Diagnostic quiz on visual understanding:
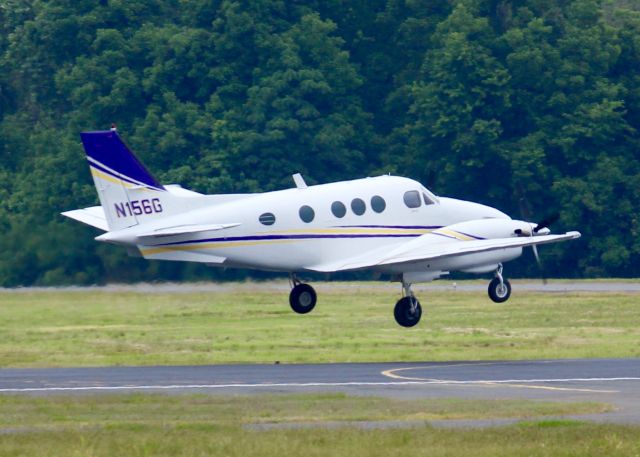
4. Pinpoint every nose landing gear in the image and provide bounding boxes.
[488,264,511,303]
[394,280,422,327]
[289,274,317,314]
